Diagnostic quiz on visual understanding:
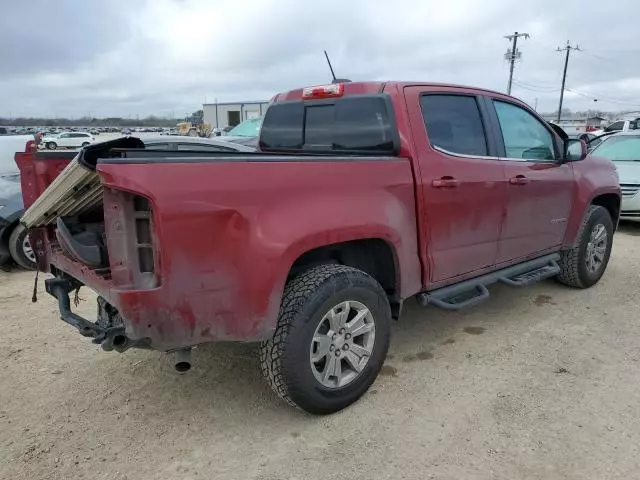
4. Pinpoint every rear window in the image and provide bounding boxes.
[420,94,488,156]
[260,95,397,155]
